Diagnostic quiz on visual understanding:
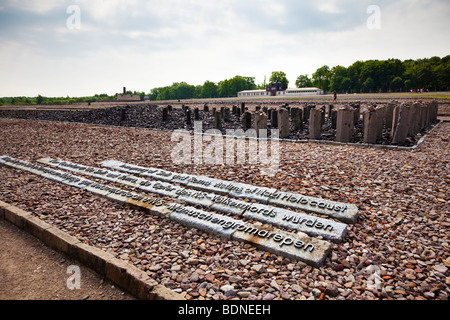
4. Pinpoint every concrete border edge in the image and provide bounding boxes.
[0,200,185,300]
